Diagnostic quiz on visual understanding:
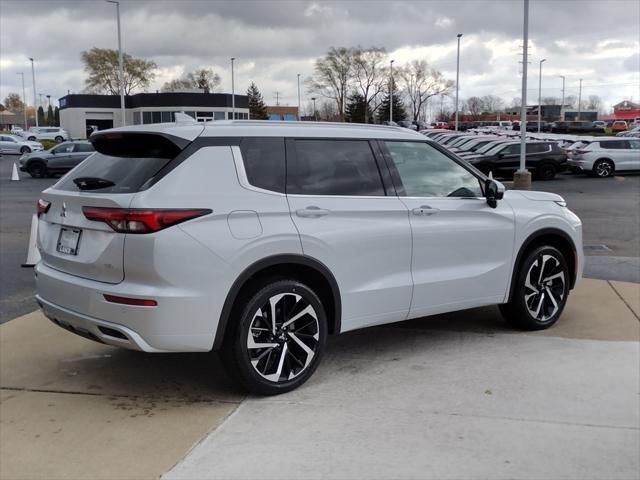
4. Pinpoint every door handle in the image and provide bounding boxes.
[296,206,331,218]
[411,205,439,216]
